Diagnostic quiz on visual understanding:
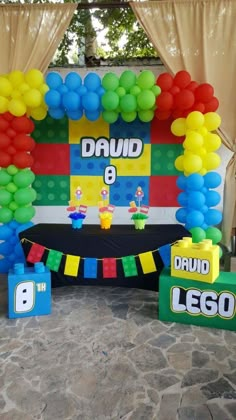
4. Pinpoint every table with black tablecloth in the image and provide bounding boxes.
[19,224,190,290]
